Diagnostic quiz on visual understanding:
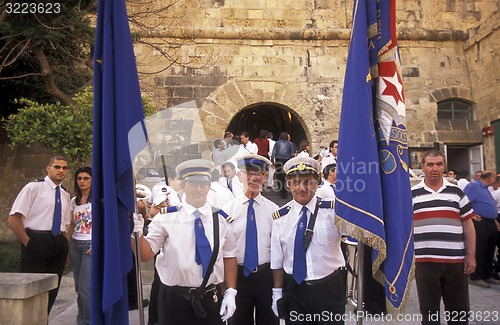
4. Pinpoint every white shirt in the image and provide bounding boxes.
[223,193,278,265]
[271,197,345,280]
[316,180,336,200]
[219,176,244,197]
[268,139,276,157]
[207,182,235,210]
[297,150,309,158]
[145,201,237,287]
[457,178,470,191]
[10,176,71,232]
[70,198,92,241]
[492,188,500,213]
[241,141,258,154]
